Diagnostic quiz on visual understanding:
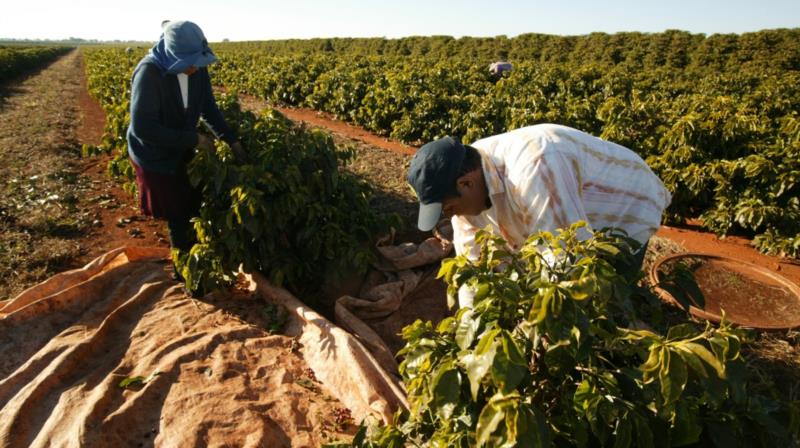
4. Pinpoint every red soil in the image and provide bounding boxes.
[72,58,169,267]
